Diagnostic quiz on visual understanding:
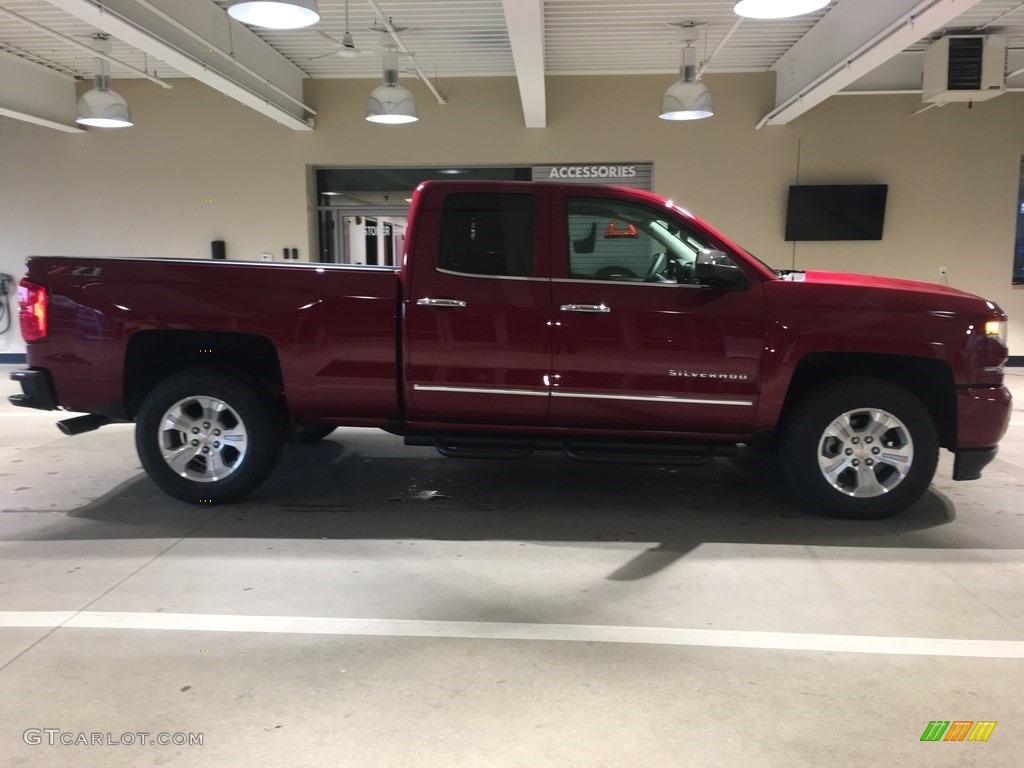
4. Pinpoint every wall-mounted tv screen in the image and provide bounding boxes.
[785,184,888,241]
